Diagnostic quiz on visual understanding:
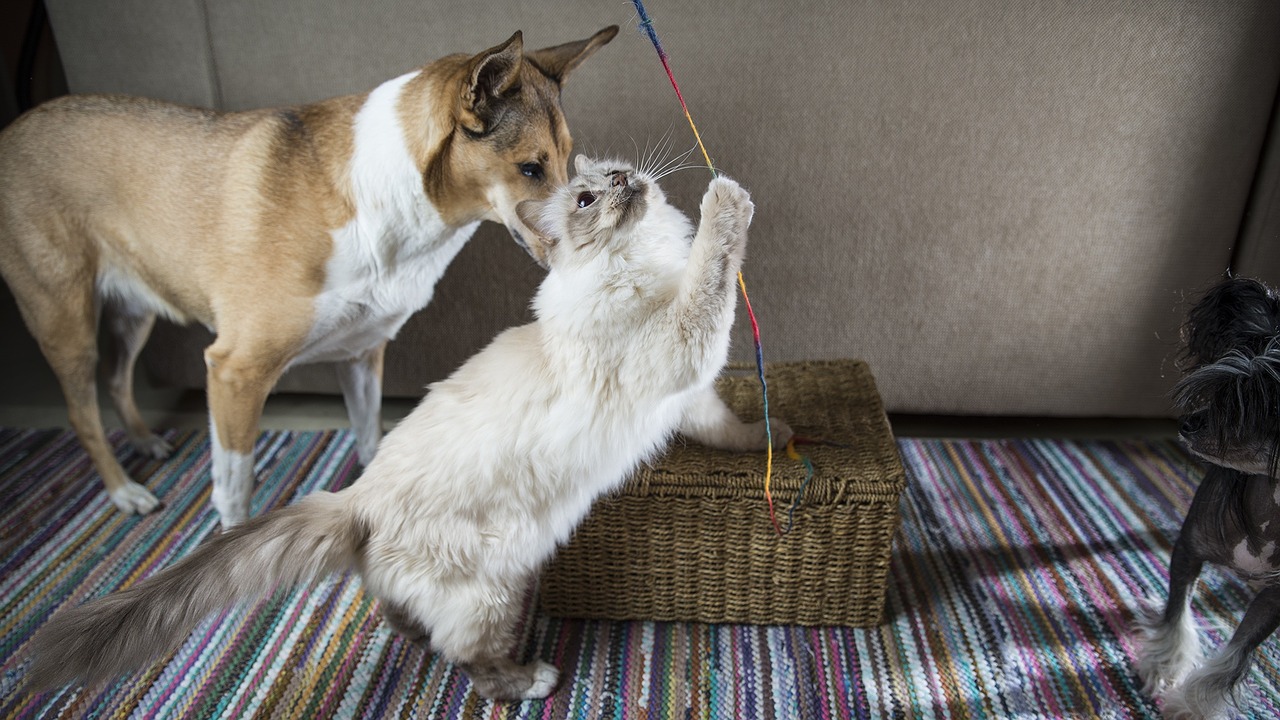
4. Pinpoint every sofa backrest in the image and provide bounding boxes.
[43,0,1280,416]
